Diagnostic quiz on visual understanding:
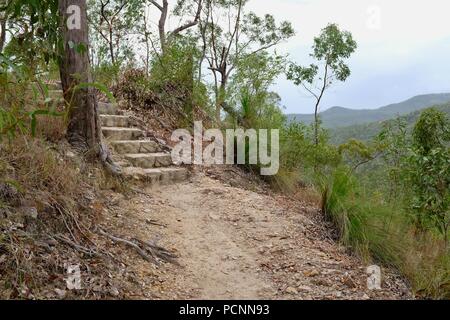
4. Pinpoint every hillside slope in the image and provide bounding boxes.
[288,93,450,128]
[329,103,450,145]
